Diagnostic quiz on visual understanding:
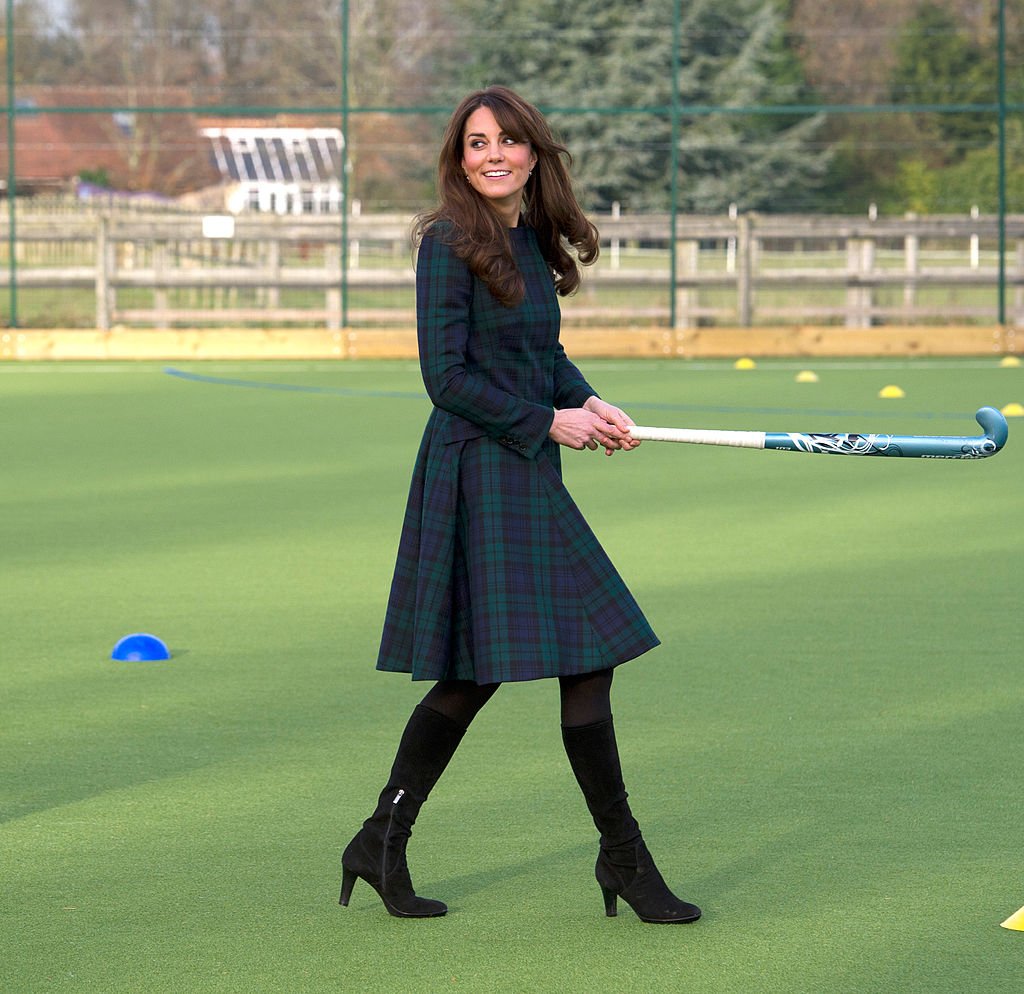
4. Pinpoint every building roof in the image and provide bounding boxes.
[201,126,345,186]
[0,86,217,194]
